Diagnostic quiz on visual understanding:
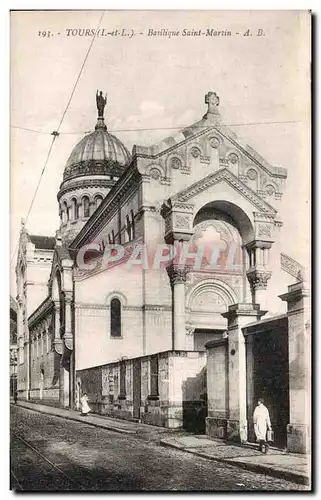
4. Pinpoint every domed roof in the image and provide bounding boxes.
[62,114,131,183]
[66,126,131,169]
